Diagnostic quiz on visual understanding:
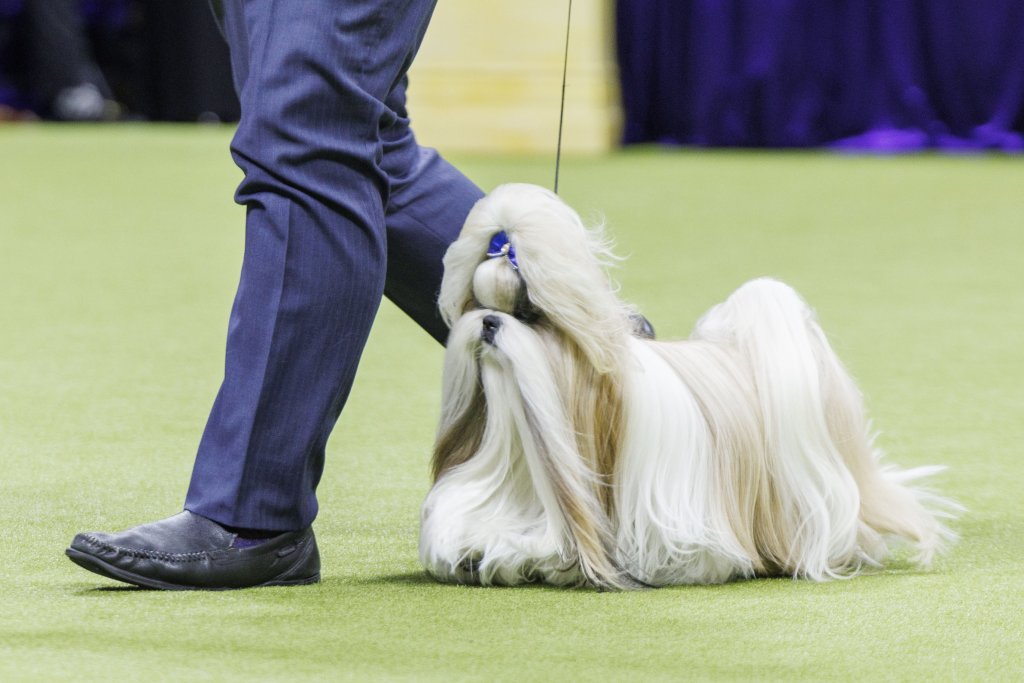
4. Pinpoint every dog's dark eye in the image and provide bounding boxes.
[513,287,539,323]
[513,304,541,324]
